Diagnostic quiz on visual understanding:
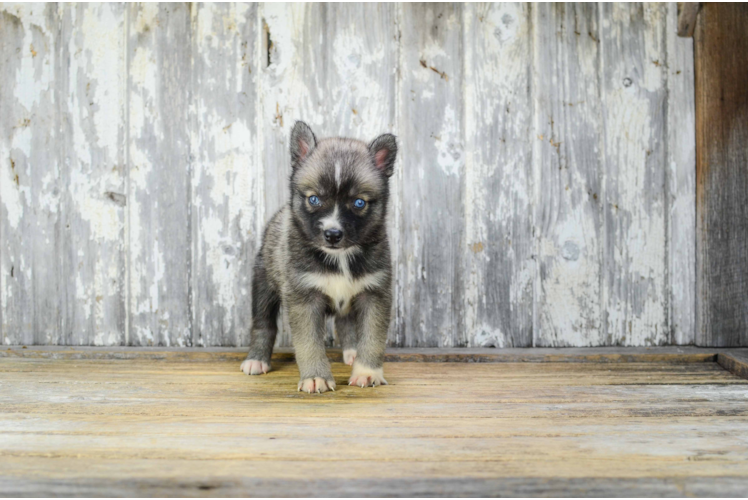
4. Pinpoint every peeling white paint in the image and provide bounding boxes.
[0,3,694,348]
